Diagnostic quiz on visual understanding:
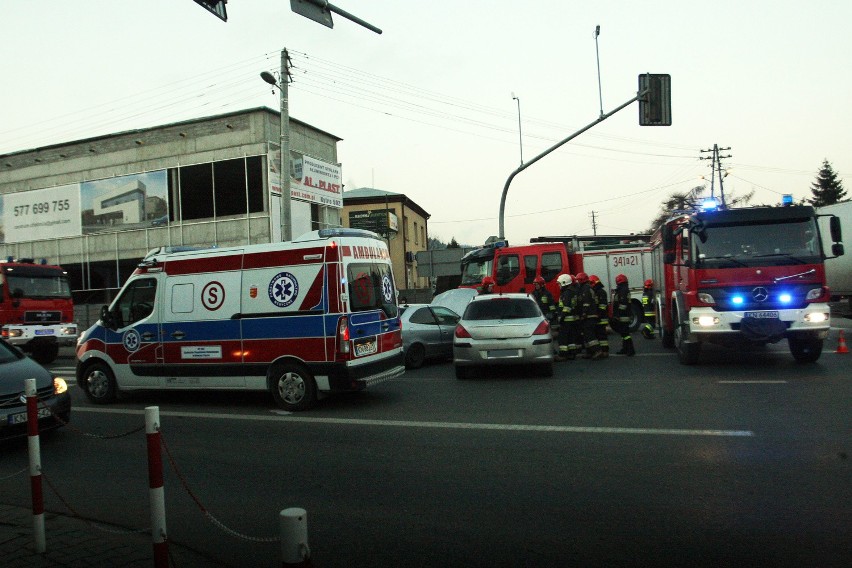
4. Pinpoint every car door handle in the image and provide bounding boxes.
[141,332,155,341]
[171,331,186,339]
